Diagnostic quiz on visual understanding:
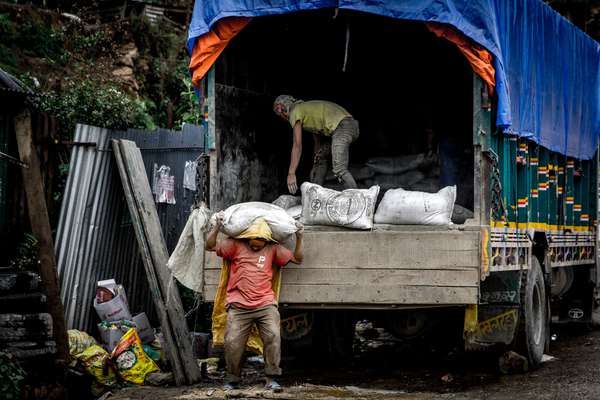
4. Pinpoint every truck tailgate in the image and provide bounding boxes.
[203,226,480,307]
